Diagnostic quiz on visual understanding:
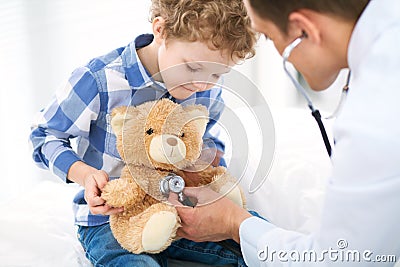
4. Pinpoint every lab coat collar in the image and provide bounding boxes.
[348,0,400,71]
